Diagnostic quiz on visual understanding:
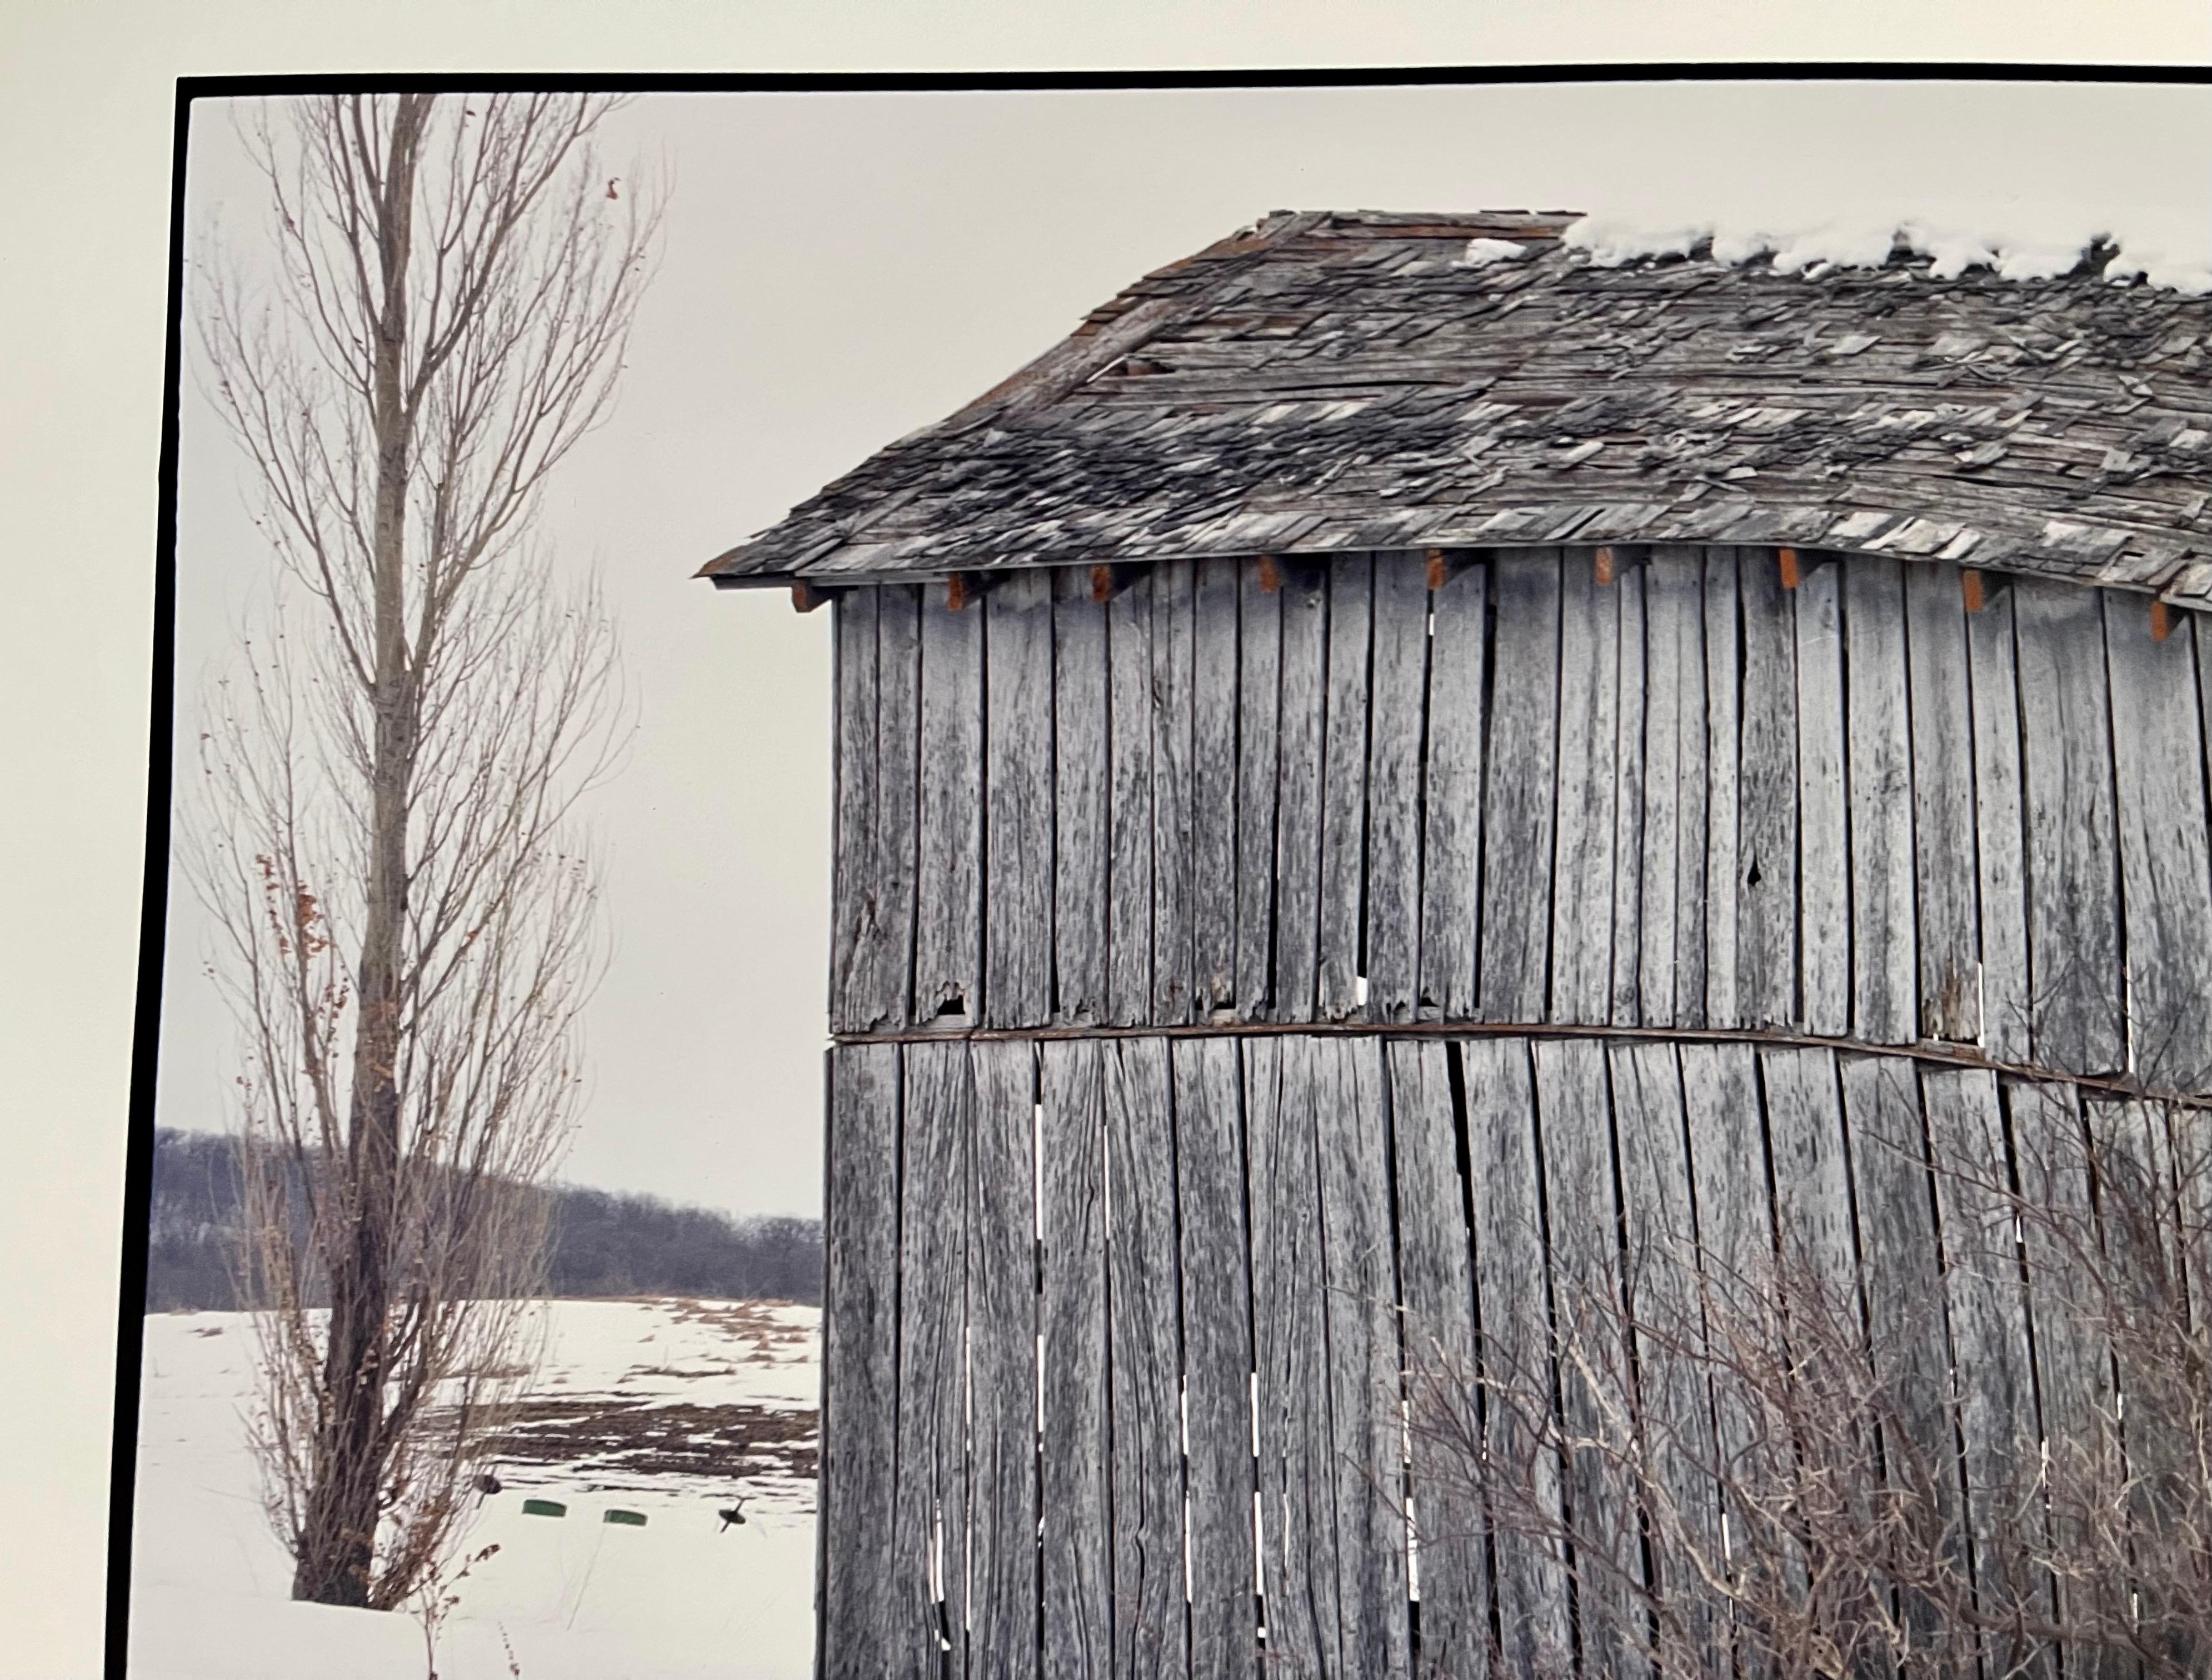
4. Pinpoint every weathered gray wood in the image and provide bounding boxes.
[1966,587,2032,1066]
[1757,1046,1858,1298]
[820,1044,902,1678]
[985,569,1056,1027]
[916,596,985,1023]
[1905,560,1982,1043]
[1610,564,1648,1026]
[1703,549,1744,1030]
[1921,1067,2047,1671]
[1040,1039,1111,1680]
[1610,1040,1726,1679]
[1103,1036,1187,1680]
[2014,577,2126,1076]
[1837,1055,1965,1665]
[1794,560,1851,1038]
[1315,1038,1412,1676]
[2006,1079,2125,1672]
[1105,571,1154,1026]
[1172,1036,1258,1680]
[1366,551,1429,1023]
[1319,556,1374,1021]
[1420,557,1488,1020]
[871,587,924,1030]
[1461,1037,1572,1669]
[1245,1035,1341,1673]
[1152,560,1198,1025]
[1532,1038,1645,1679]
[1480,552,1562,1023]
[1844,556,1917,1045]
[1386,1039,1490,1678]
[1679,1040,1780,1680]
[1273,570,1329,1023]
[1192,559,1242,1018]
[1234,565,1283,1019]
[2105,600,2212,1092]
[967,1041,1040,1677]
[1642,548,1709,1028]
[831,590,880,1033]
[1737,550,1800,1028]
[893,1042,971,1677]
[1054,568,1111,1026]
[1550,555,1621,1025]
